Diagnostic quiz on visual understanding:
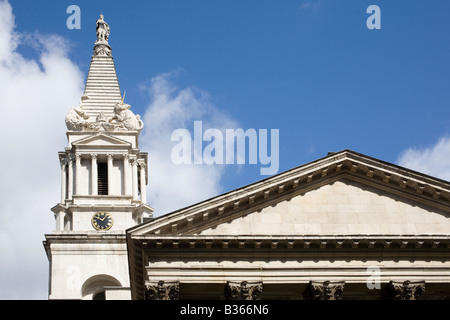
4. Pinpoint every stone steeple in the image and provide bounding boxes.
[65,15,143,132]
[81,14,122,118]
[60,13,151,226]
[44,15,153,300]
